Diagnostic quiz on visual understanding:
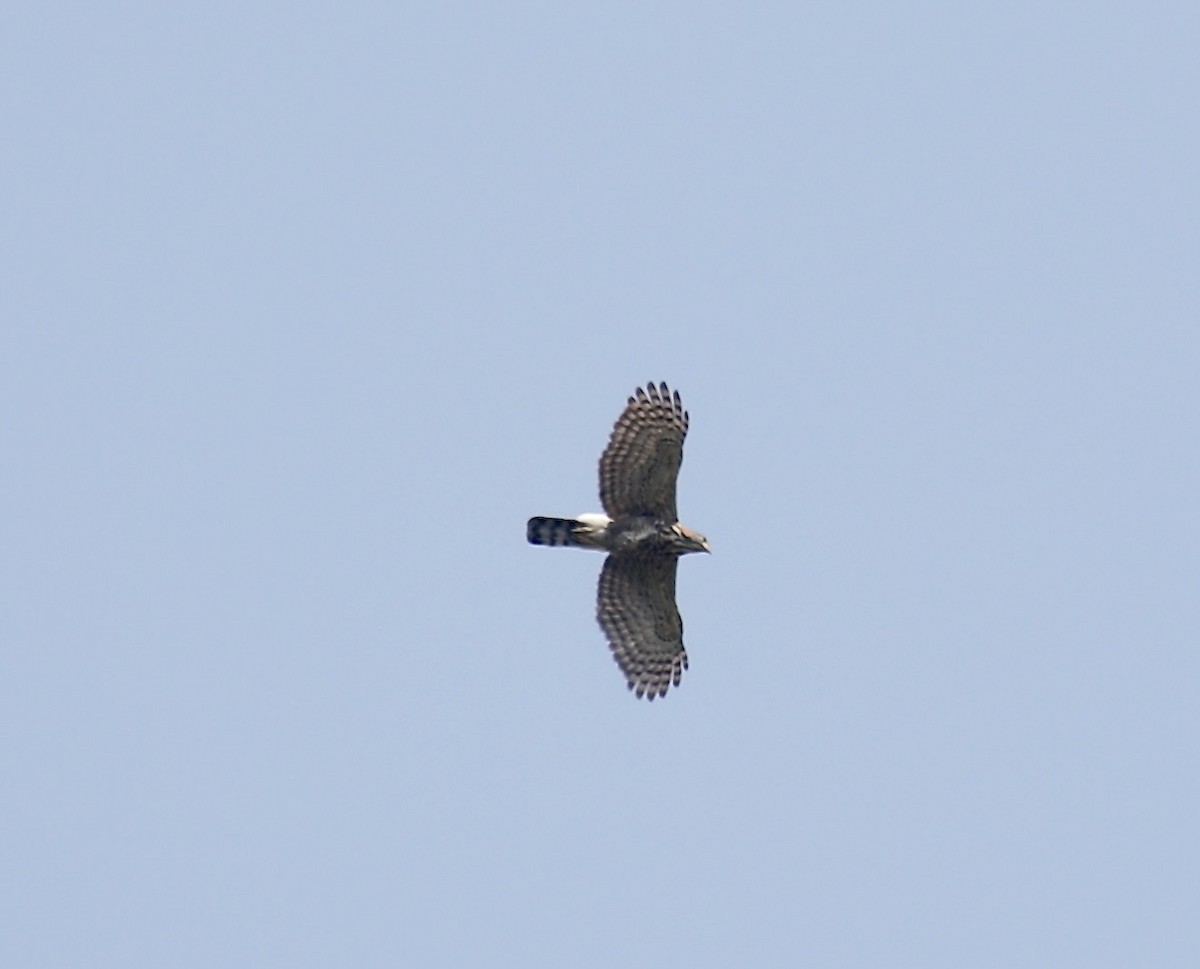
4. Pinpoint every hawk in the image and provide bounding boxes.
[527,382,710,700]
